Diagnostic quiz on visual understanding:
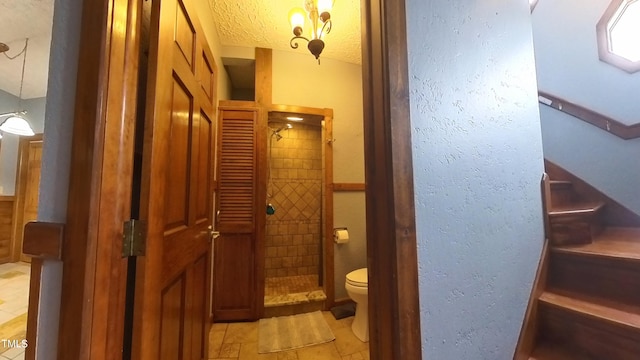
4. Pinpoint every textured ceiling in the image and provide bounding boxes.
[208,0,362,64]
[0,0,361,101]
[0,0,53,100]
